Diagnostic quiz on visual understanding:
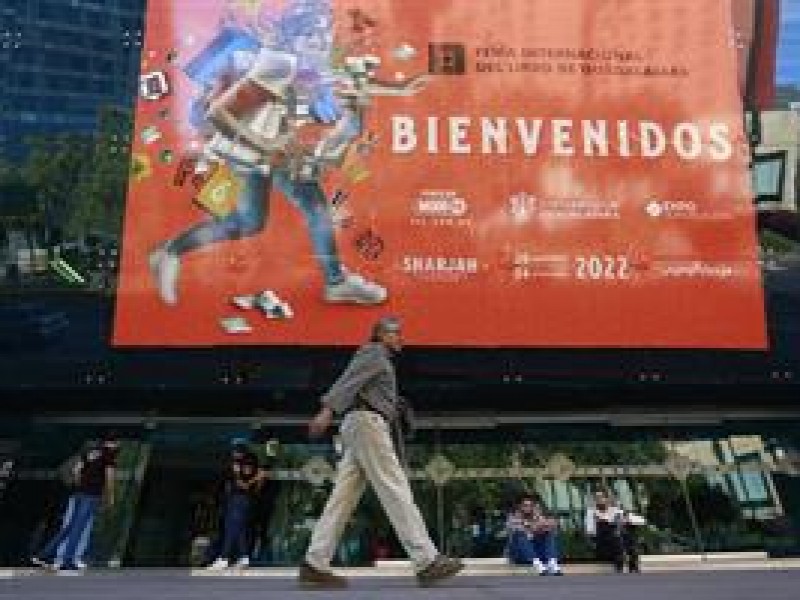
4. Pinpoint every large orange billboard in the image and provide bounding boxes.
[113,0,767,348]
